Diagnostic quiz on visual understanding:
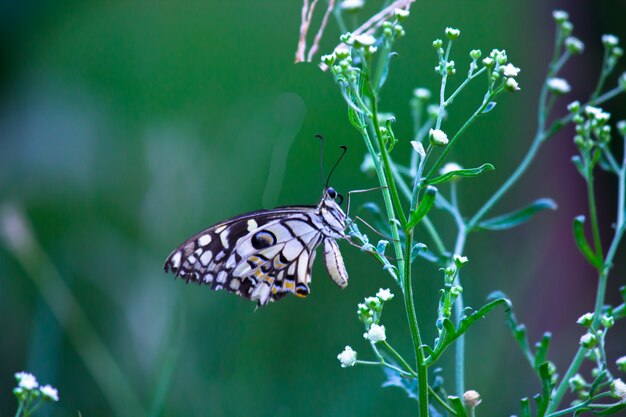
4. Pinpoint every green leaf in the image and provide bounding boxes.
[376,240,389,255]
[427,163,495,185]
[448,396,468,417]
[476,198,557,231]
[405,186,437,230]
[572,155,586,177]
[536,362,554,416]
[591,403,626,415]
[533,332,552,370]
[573,215,603,268]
